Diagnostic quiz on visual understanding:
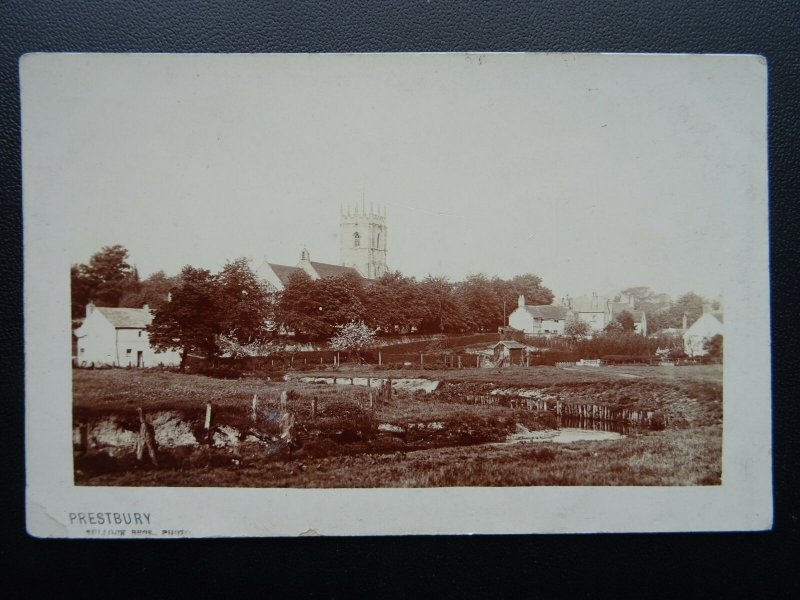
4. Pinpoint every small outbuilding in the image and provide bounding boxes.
[491,340,528,367]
